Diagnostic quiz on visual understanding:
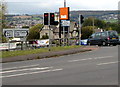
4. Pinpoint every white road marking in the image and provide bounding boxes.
[2,64,40,71]
[0,68,63,78]
[68,58,92,62]
[97,61,118,66]
[68,56,113,62]
[93,56,113,59]
[1,67,53,74]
